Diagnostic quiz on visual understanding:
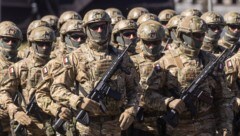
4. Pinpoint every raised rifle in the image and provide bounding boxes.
[158,45,236,135]
[53,43,133,132]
